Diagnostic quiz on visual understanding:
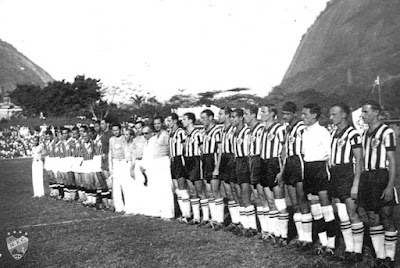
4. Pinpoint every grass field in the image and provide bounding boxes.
[1,157,400,268]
